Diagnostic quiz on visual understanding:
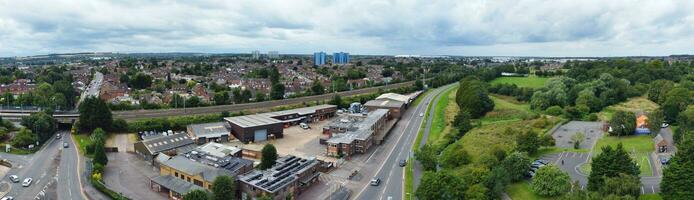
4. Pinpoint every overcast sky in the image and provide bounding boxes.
[1,0,693,57]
